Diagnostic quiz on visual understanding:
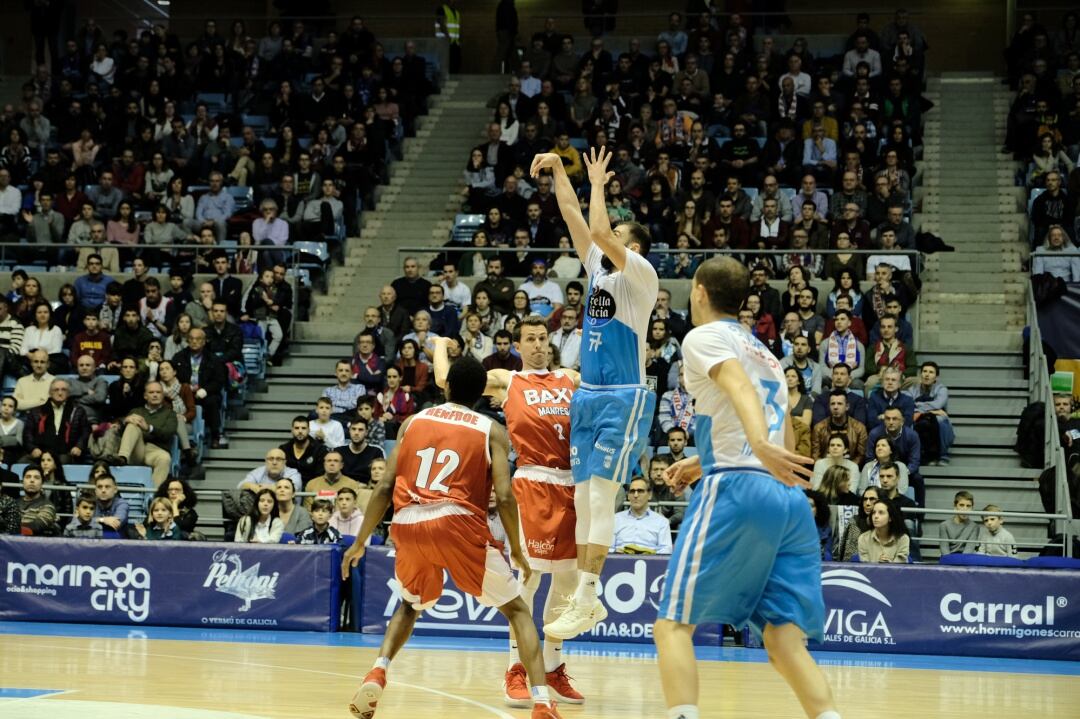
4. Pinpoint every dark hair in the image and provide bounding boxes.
[668,426,688,440]
[31,301,54,329]
[874,497,908,538]
[154,476,198,510]
[826,432,849,450]
[878,460,899,476]
[76,490,97,507]
[617,221,652,255]
[920,360,940,374]
[693,256,749,315]
[105,281,123,296]
[310,498,334,512]
[566,280,584,294]
[445,355,488,406]
[336,486,358,499]
[856,486,882,530]
[833,309,853,321]
[292,415,310,425]
[804,489,830,528]
[356,395,375,410]
[494,329,513,343]
[240,488,279,541]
